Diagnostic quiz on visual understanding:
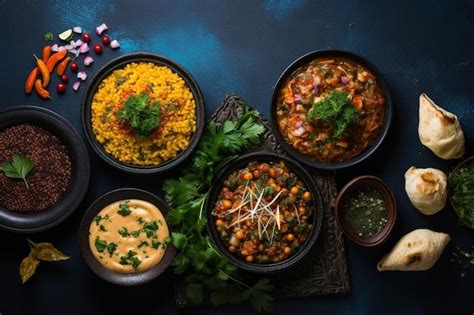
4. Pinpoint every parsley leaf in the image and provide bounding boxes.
[143,220,158,238]
[118,227,130,237]
[117,92,161,138]
[306,90,359,139]
[0,154,35,188]
[43,32,54,41]
[106,242,117,257]
[117,200,132,216]
[94,237,107,253]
